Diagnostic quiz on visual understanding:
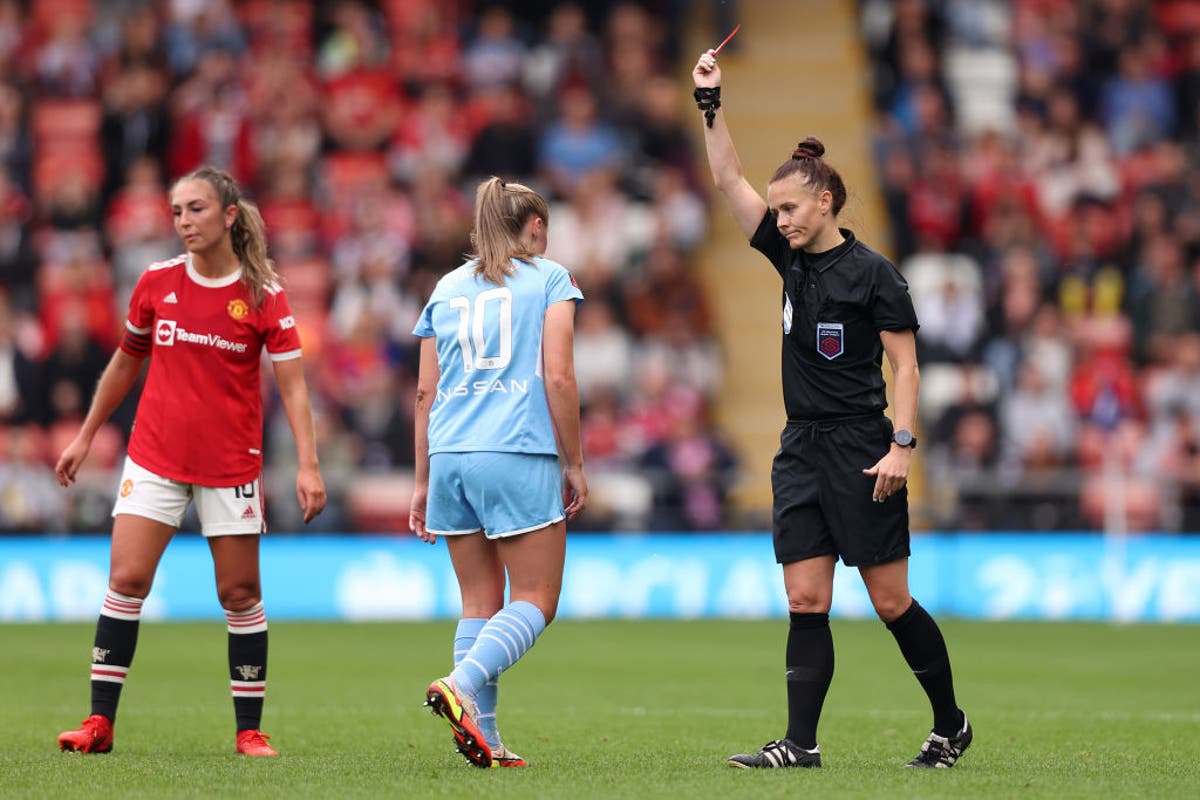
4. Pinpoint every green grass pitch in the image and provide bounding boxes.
[3,619,1197,799]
